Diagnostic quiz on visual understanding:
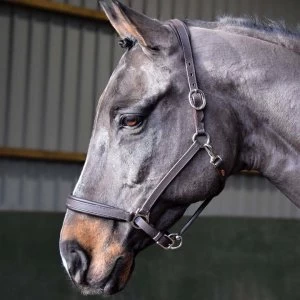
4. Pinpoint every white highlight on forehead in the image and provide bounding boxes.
[114,48,169,99]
